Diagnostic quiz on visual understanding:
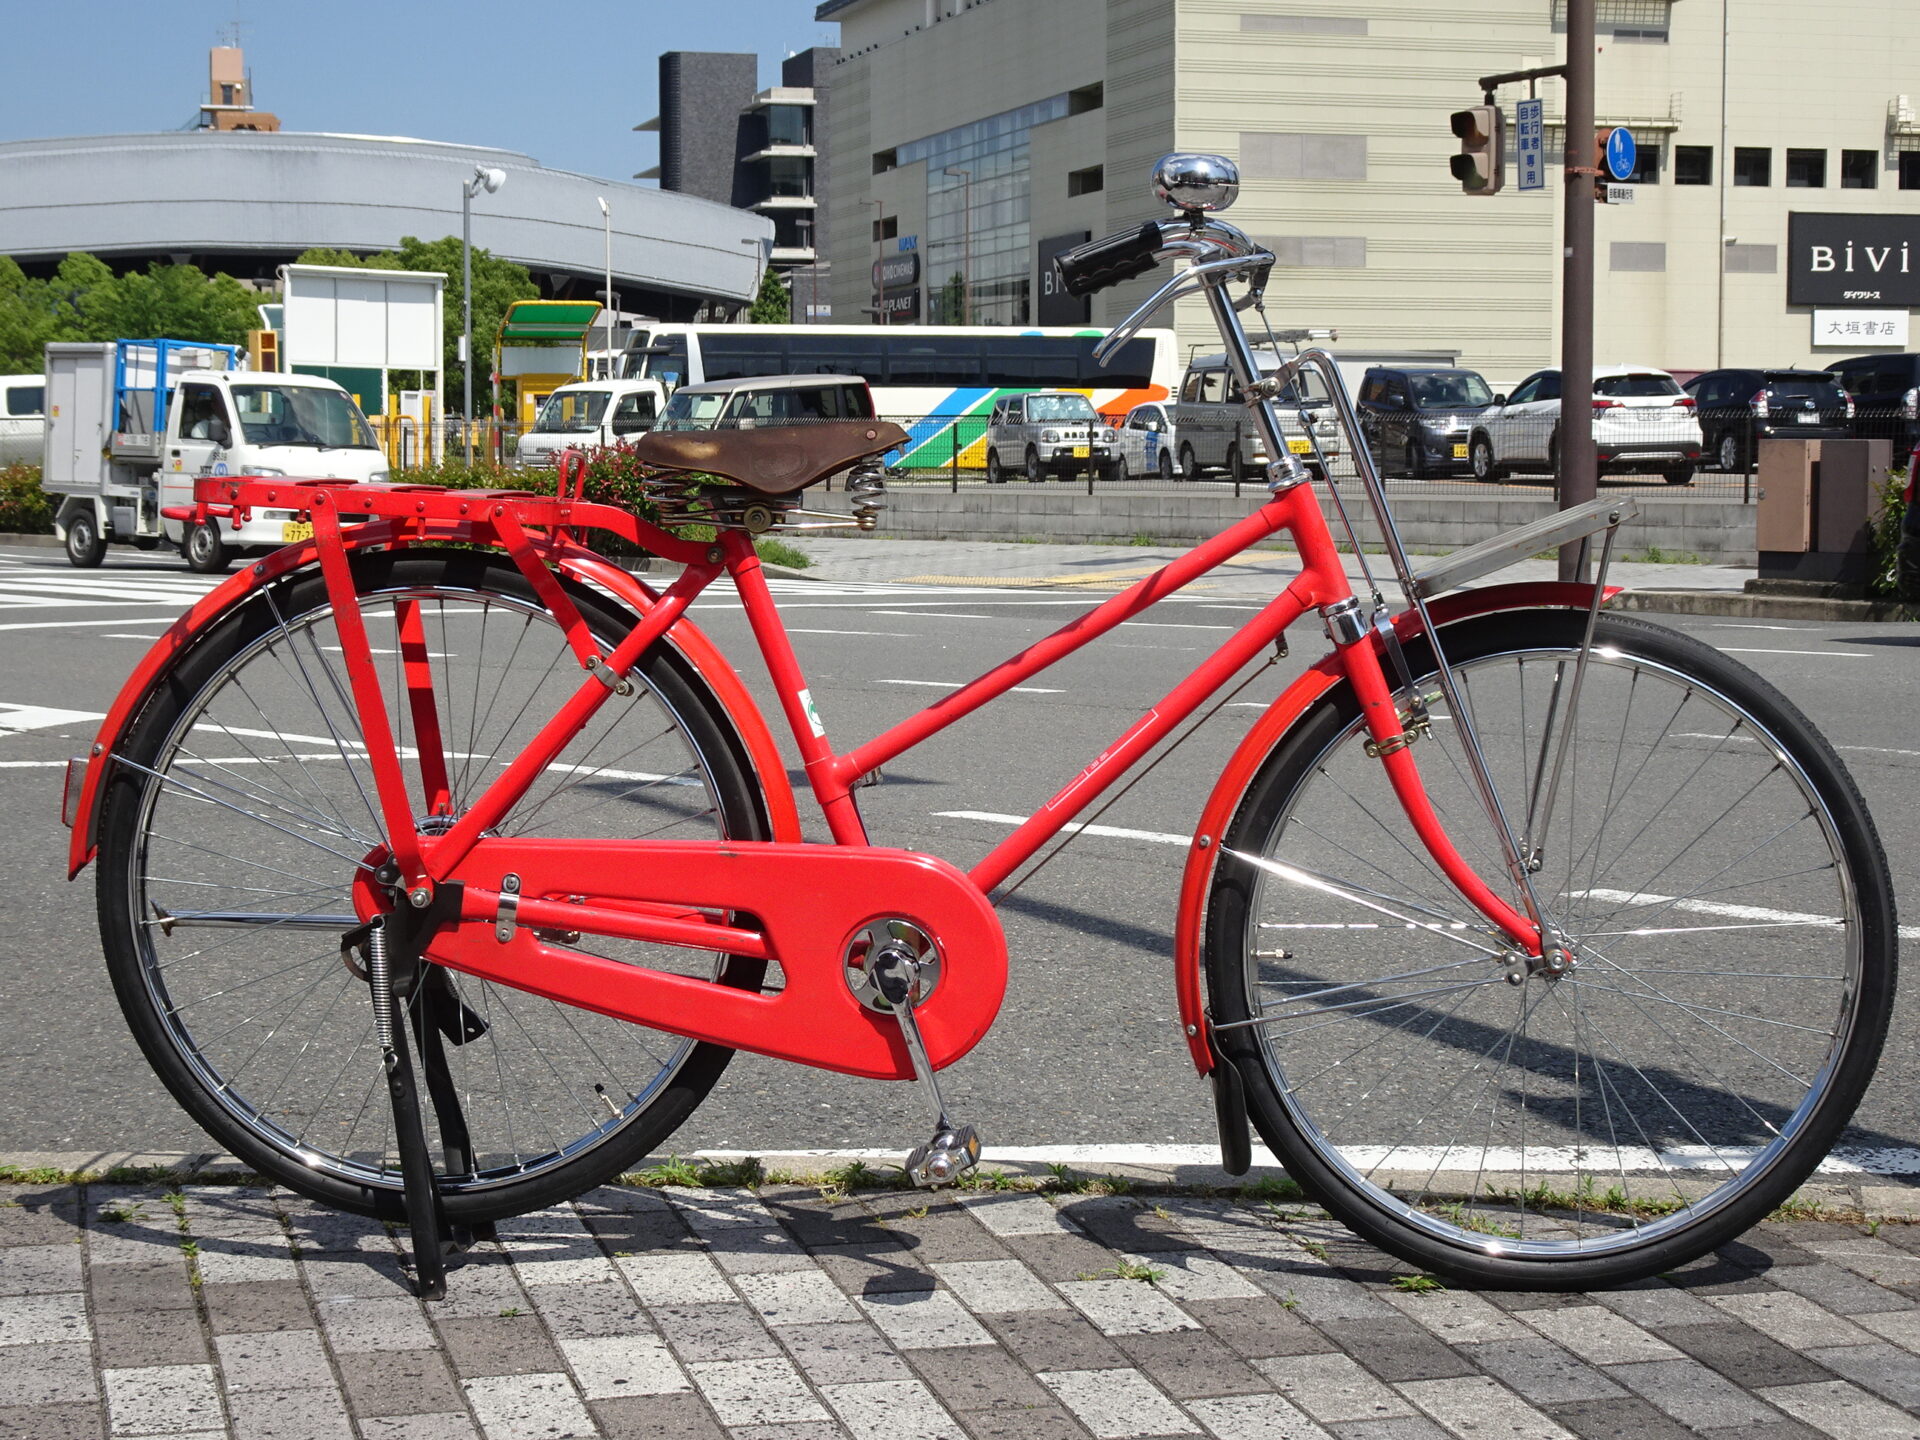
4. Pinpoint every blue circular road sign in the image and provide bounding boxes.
[1605,127,1637,181]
